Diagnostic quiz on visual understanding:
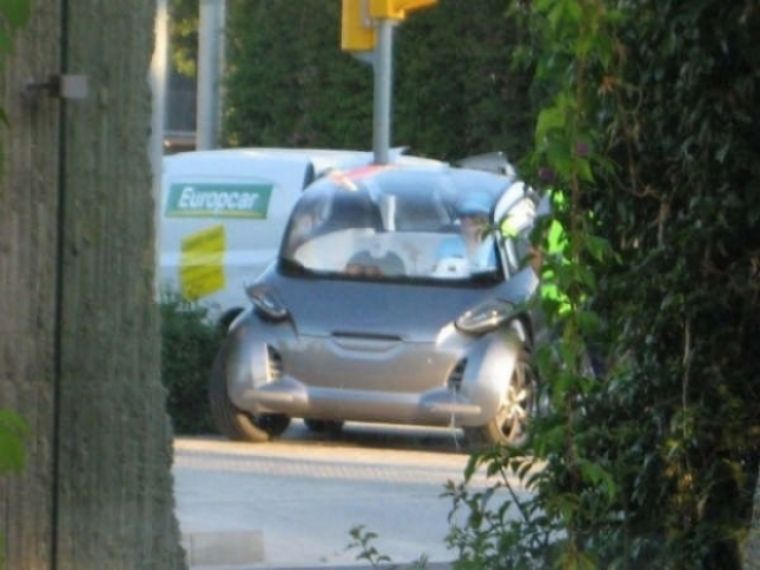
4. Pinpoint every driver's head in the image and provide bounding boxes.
[457,197,491,243]
[460,213,488,242]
